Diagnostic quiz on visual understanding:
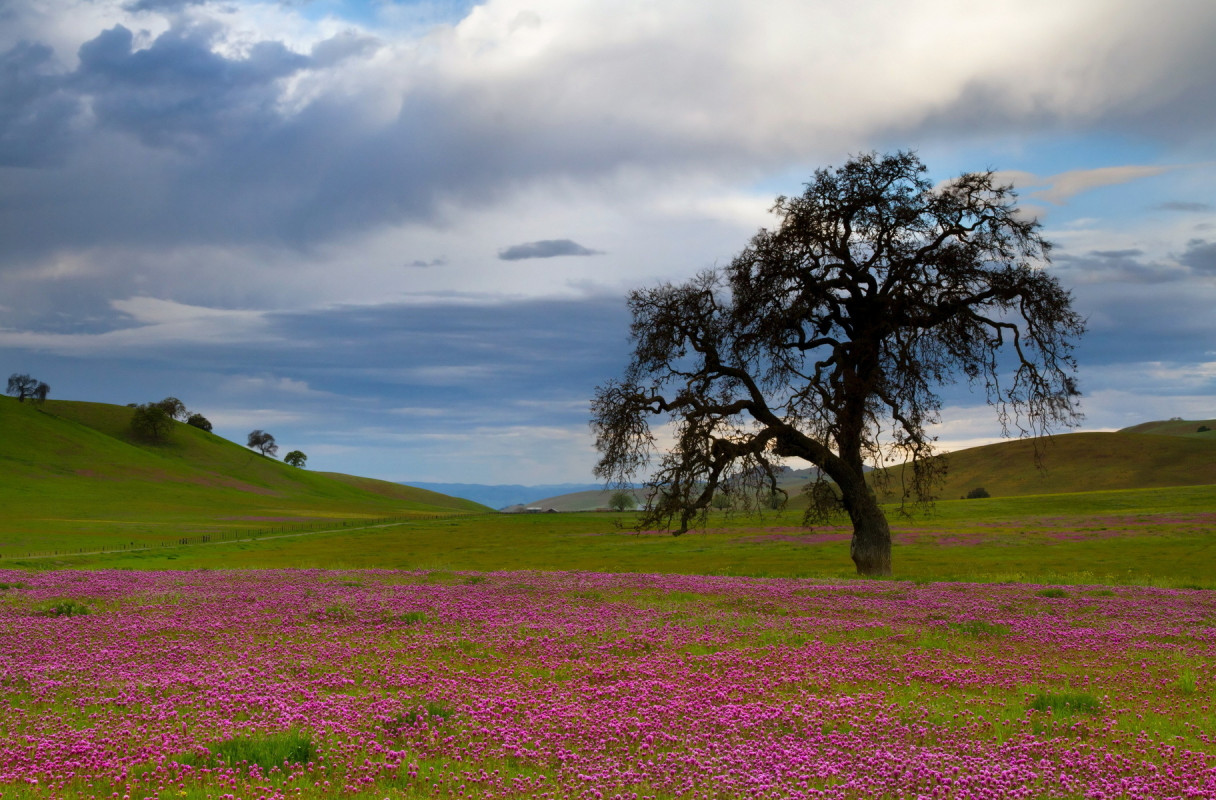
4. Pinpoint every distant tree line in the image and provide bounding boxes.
[128,403,308,466]
[128,396,213,442]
